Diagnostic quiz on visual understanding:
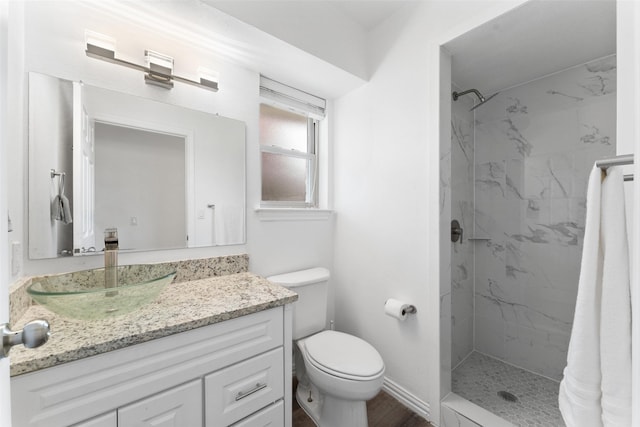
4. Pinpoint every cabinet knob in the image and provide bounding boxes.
[1,320,50,358]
